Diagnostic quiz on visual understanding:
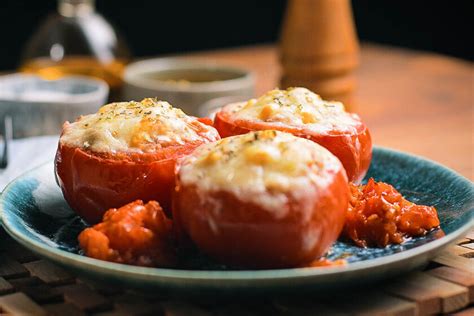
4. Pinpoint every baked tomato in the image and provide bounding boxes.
[213,87,372,183]
[55,98,220,223]
[173,130,349,268]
